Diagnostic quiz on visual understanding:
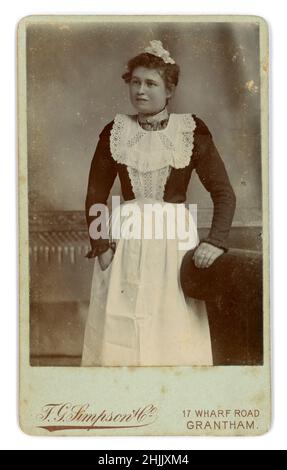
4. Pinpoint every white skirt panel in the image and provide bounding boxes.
[82,200,213,366]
